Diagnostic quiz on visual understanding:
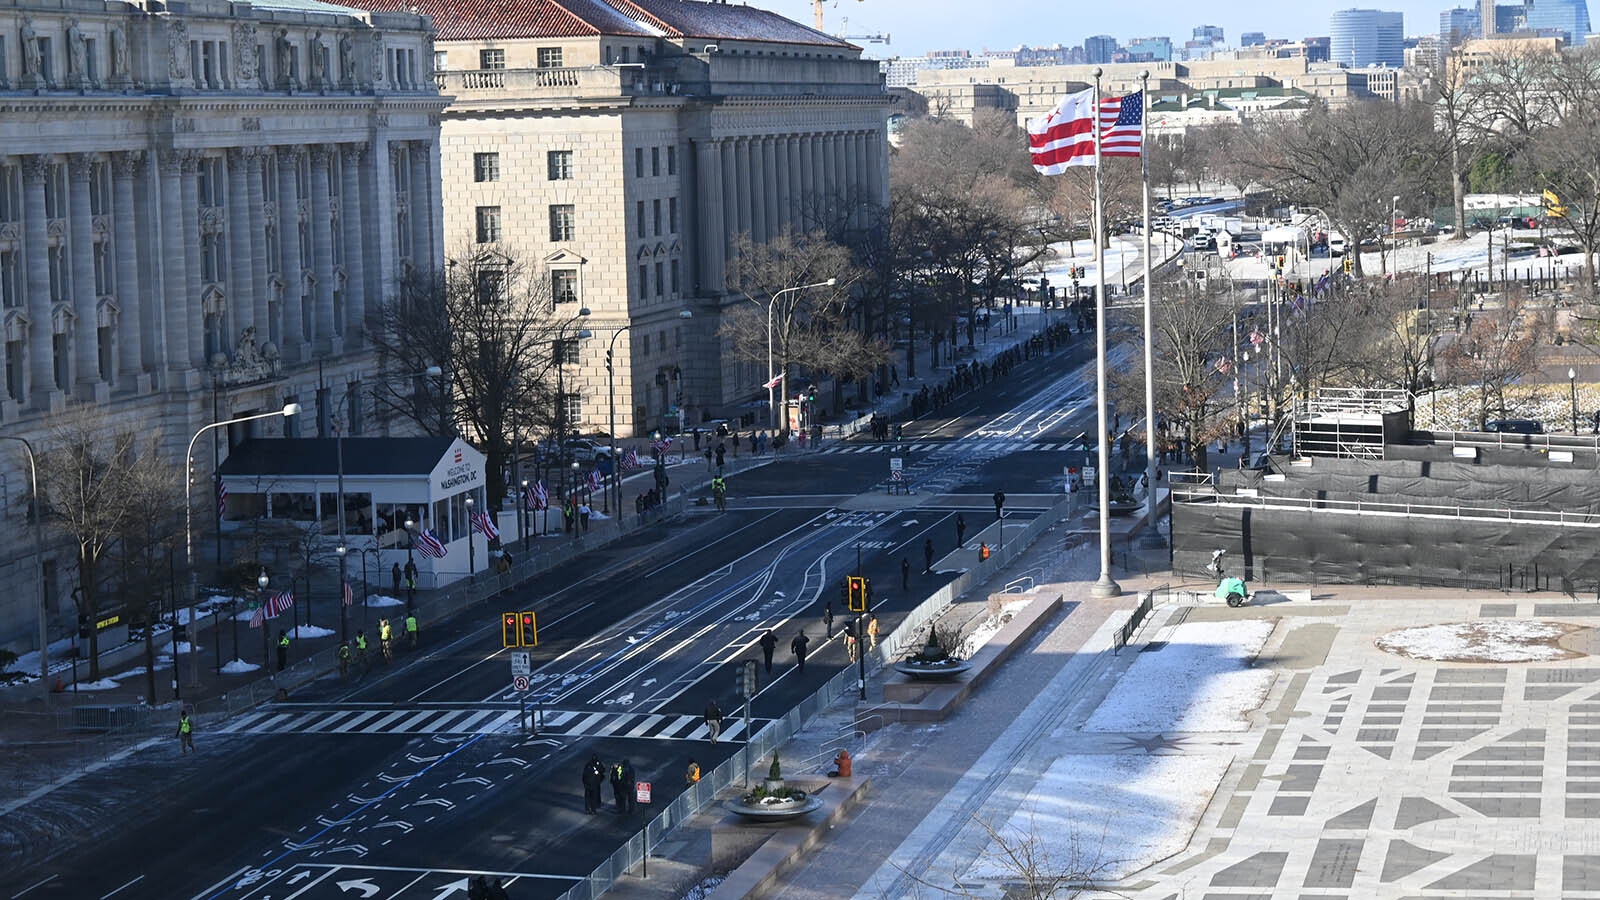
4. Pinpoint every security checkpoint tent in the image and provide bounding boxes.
[217,437,489,588]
